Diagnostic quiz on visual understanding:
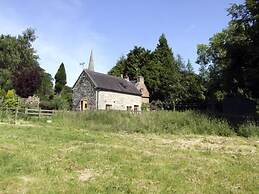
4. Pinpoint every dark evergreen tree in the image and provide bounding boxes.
[152,34,181,107]
[186,59,194,73]
[108,56,126,77]
[109,34,205,109]
[54,63,67,94]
